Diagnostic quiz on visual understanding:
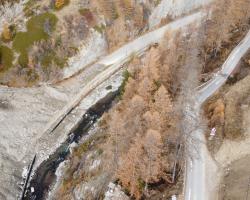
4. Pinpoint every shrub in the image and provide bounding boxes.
[0,45,13,72]
[54,0,69,10]
[93,24,106,34]
[79,8,94,24]
[13,12,58,67]
[1,24,16,42]
[118,69,132,98]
